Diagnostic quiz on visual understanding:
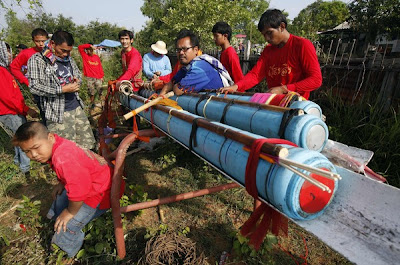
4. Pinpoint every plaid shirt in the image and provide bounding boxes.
[28,53,84,123]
